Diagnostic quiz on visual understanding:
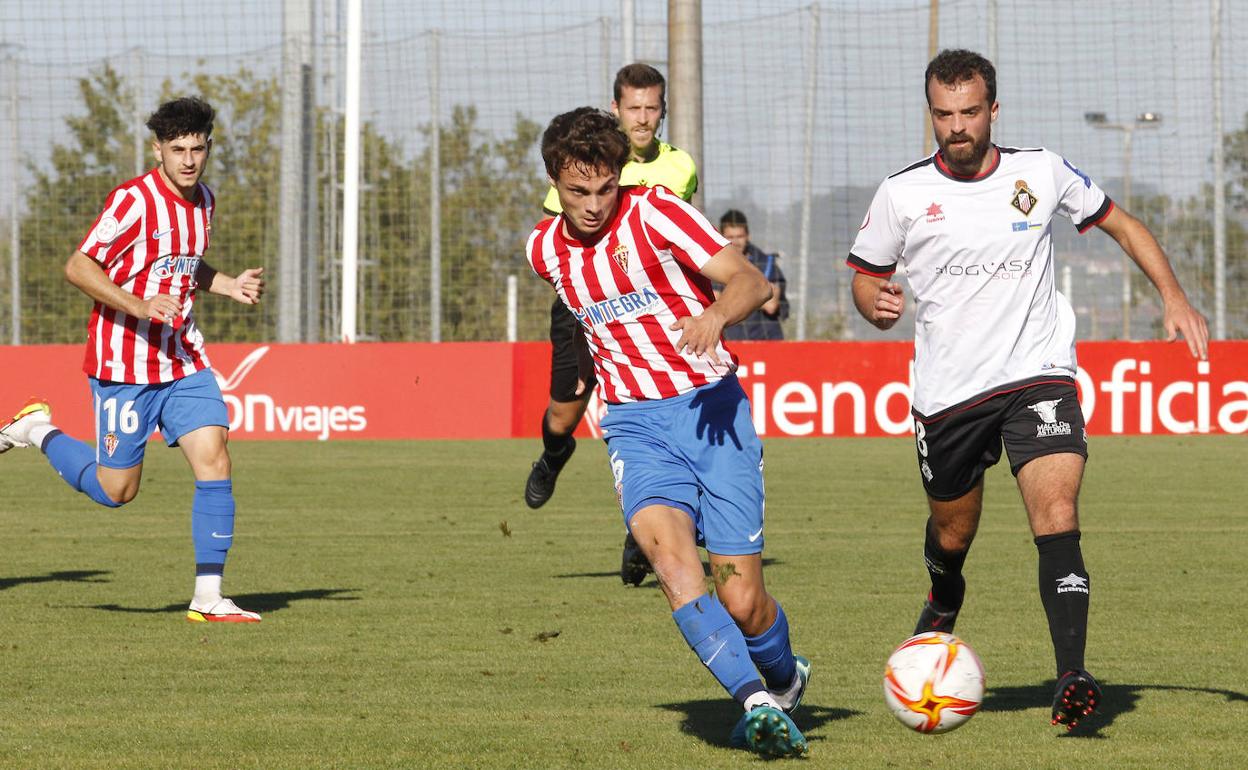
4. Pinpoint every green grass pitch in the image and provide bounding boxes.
[1,436,1245,768]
